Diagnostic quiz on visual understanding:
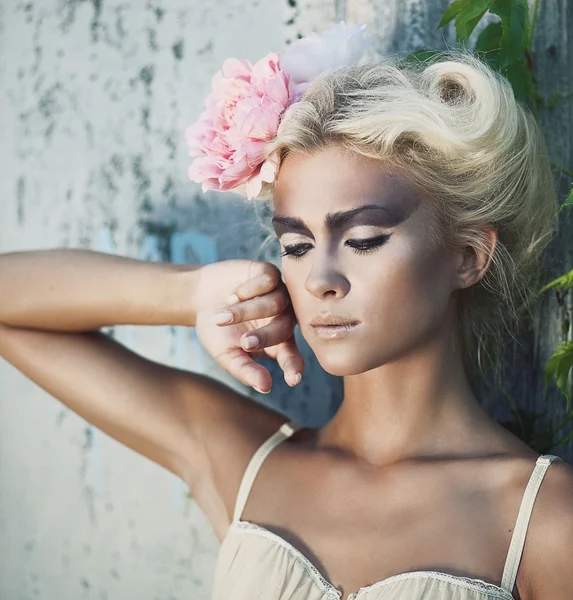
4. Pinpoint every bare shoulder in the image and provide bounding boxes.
[177,373,291,542]
[519,456,573,600]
